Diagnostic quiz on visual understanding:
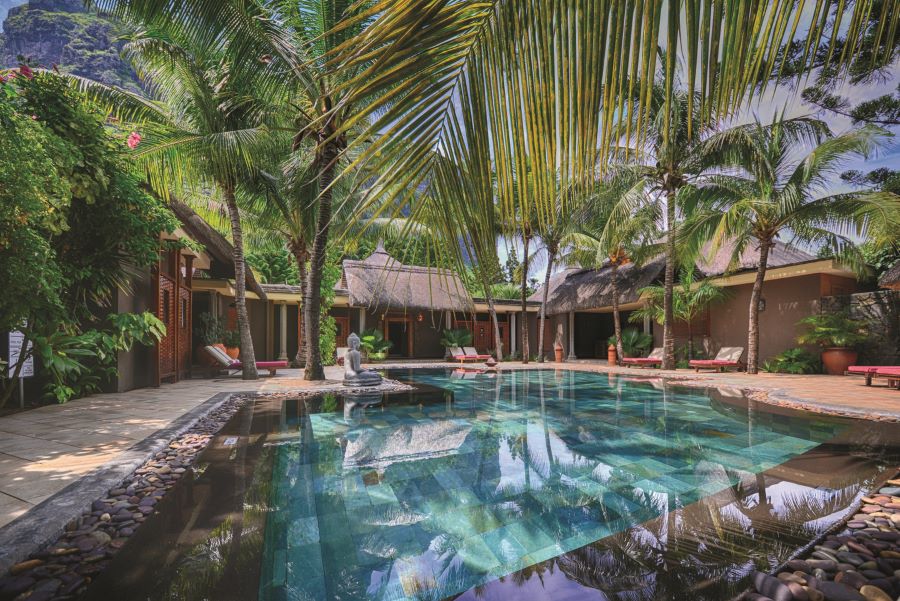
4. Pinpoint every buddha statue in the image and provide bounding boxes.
[343,333,383,387]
